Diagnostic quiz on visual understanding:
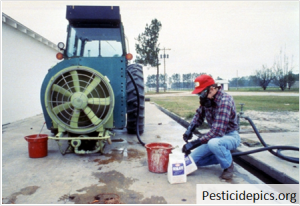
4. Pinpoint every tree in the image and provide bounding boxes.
[146,74,156,88]
[191,73,203,87]
[239,77,248,87]
[182,73,193,88]
[273,49,294,91]
[168,76,173,89]
[159,74,167,89]
[229,78,237,87]
[191,73,200,82]
[255,65,274,90]
[171,73,181,89]
[248,75,259,86]
[229,77,245,88]
[286,71,297,90]
[135,19,162,93]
